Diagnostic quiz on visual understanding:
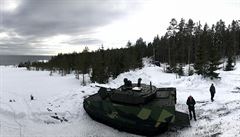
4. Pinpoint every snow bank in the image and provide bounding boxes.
[1,60,240,136]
